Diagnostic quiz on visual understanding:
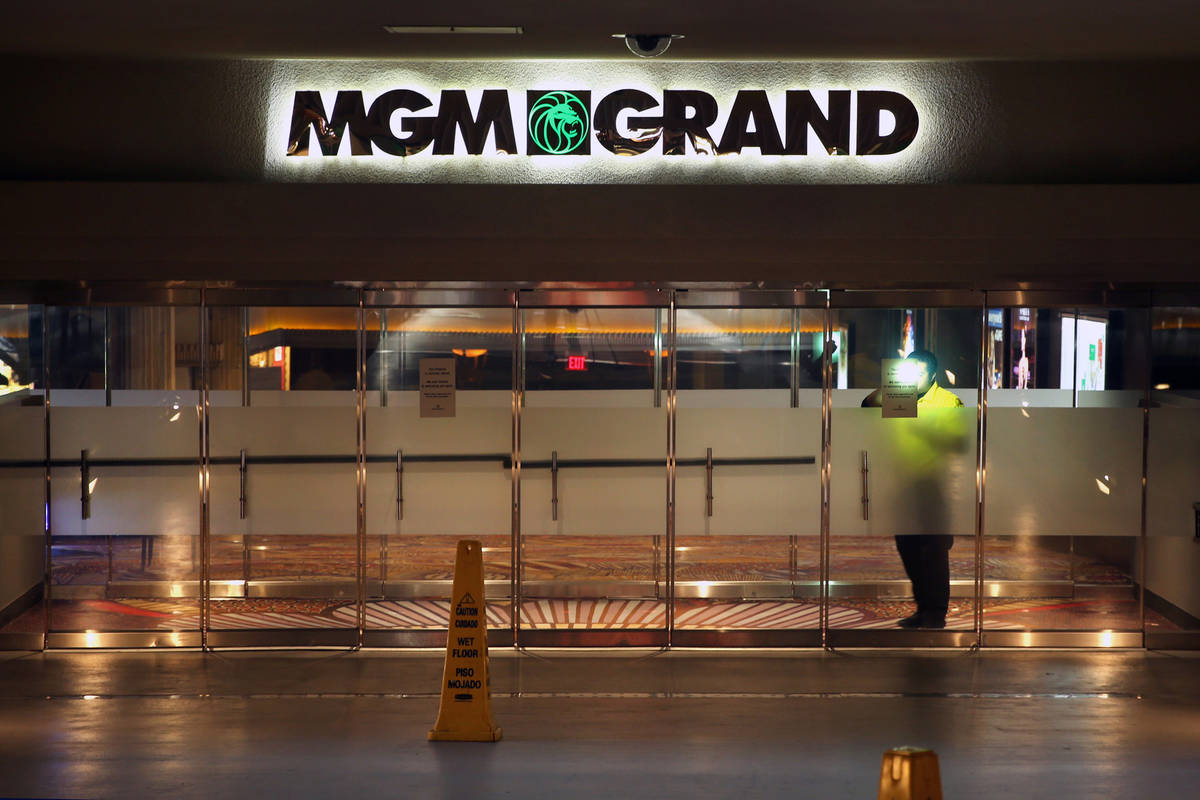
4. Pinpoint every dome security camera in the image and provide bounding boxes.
[622,34,679,58]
